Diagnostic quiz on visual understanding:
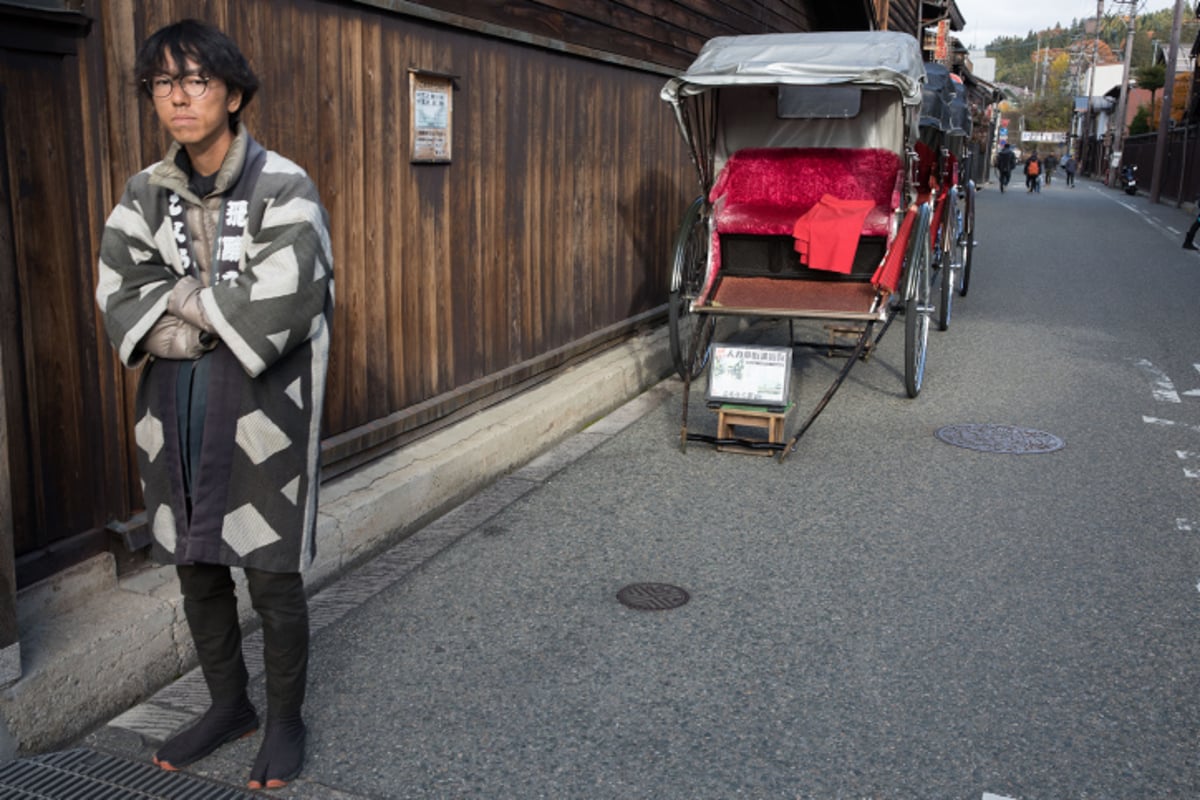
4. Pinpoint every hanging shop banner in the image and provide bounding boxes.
[935,20,949,62]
